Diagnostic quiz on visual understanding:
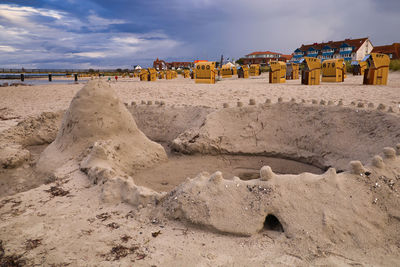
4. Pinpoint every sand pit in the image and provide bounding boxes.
[0,77,400,266]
